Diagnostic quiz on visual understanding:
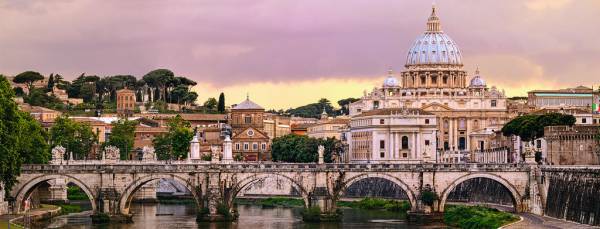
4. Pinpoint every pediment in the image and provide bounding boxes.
[232,127,268,139]
[421,102,453,111]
